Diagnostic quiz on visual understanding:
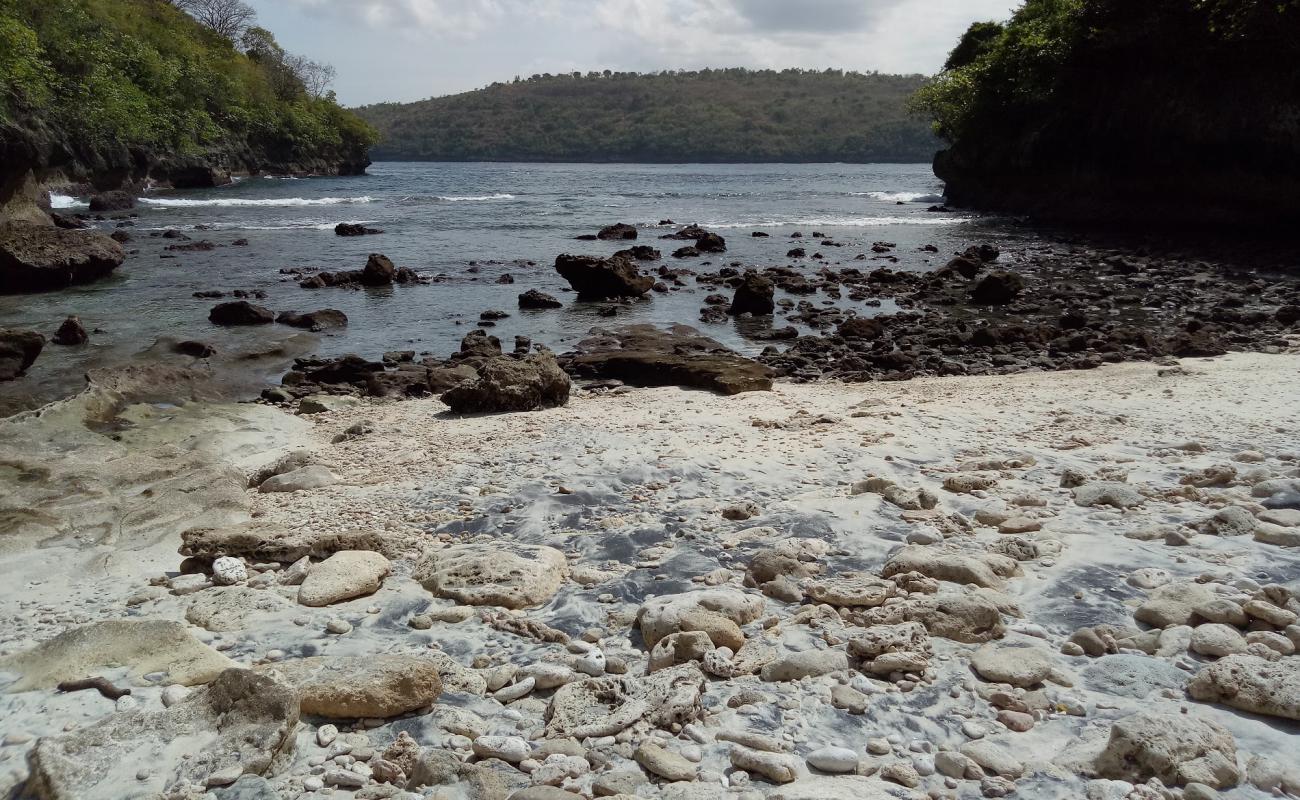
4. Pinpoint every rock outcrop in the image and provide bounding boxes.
[0,222,124,293]
[554,254,654,298]
[441,350,572,414]
[561,324,775,395]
